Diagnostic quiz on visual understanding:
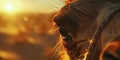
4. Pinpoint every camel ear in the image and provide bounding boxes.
[100,42,120,60]
[100,36,120,60]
